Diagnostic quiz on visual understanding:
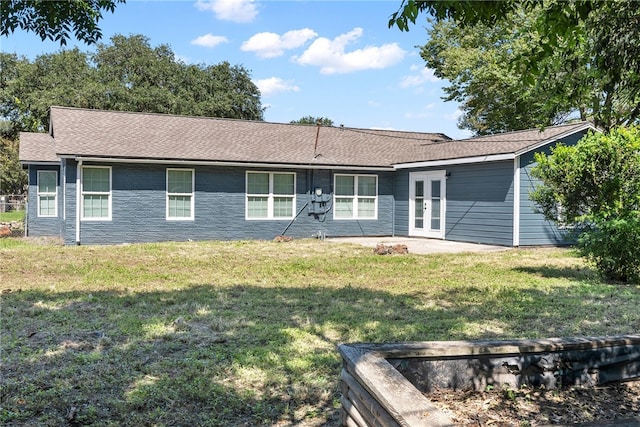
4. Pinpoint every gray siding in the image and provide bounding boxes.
[445,162,514,246]
[25,165,62,237]
[394,162,514,246]
[393,170,409,236]
[63,162,394,245]
[517,131,587,246]
[62,160,77,245]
